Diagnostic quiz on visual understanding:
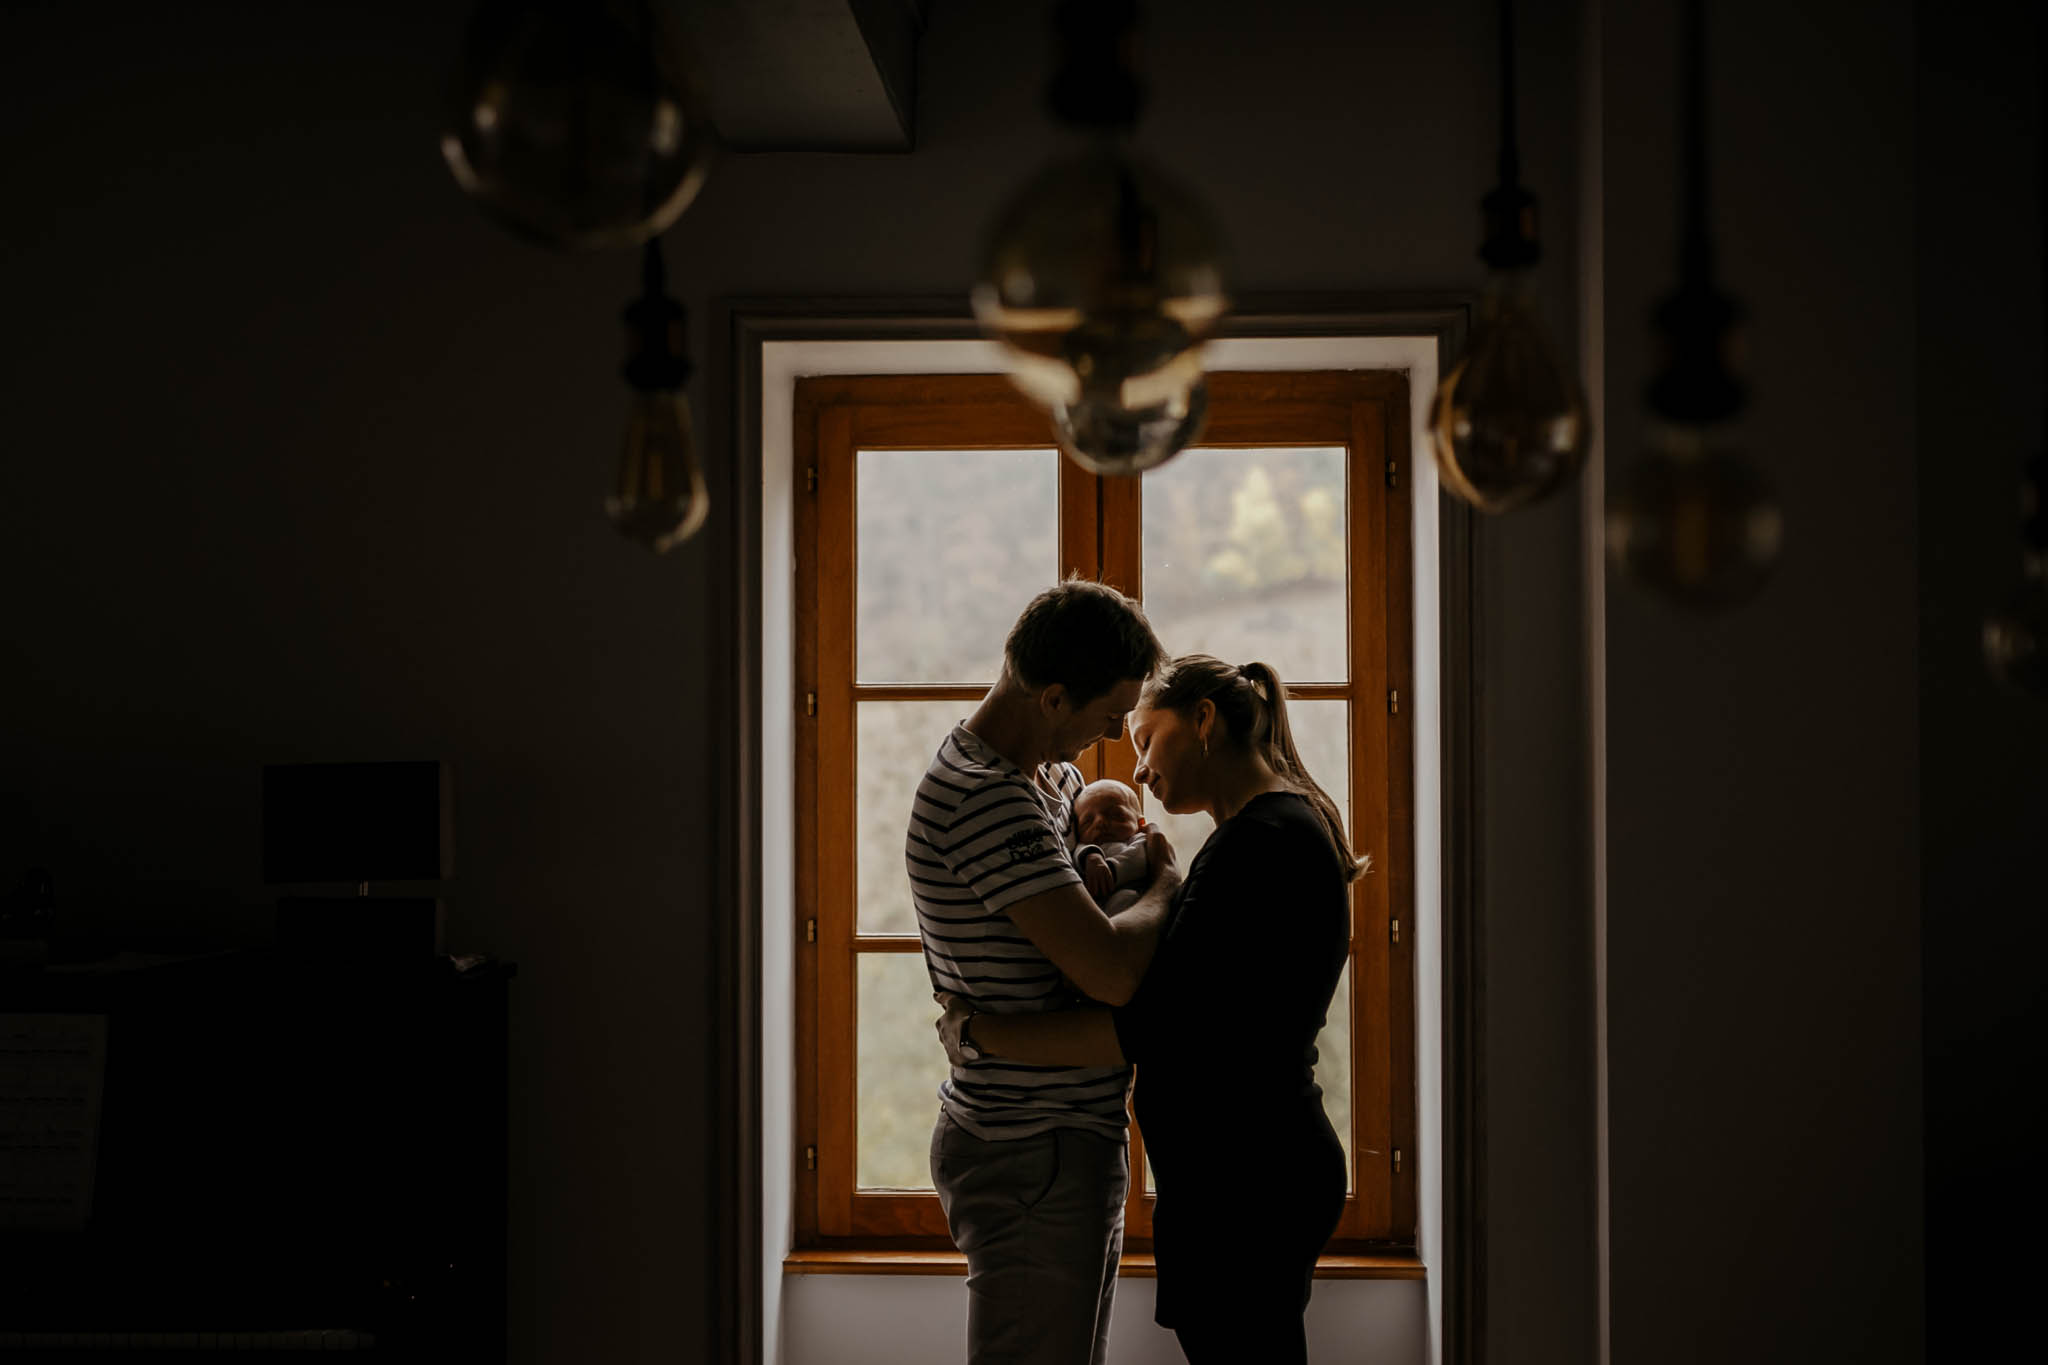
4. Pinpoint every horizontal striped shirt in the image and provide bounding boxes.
[909,724,1132,1141]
